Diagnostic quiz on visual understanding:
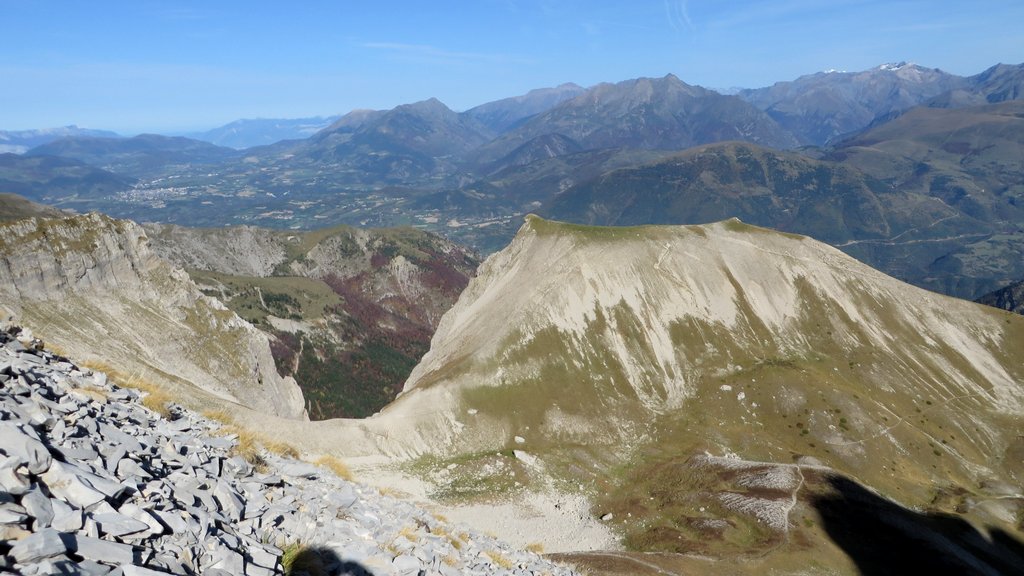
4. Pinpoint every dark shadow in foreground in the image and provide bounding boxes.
[285,546,375,576]
[813,475,1024,576]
